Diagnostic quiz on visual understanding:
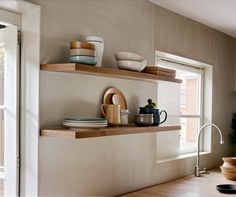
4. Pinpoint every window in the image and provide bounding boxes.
[0,45,4,196]
[0,25,20,196]
[156,51,212,160]
[176,67,203,154]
